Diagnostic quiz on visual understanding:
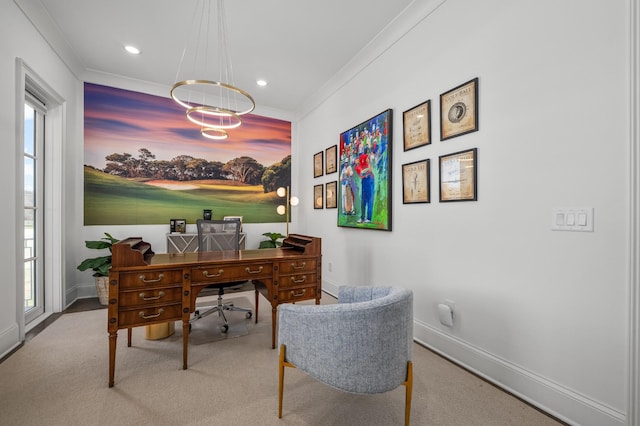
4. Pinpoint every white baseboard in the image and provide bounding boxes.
[72,283,94,299]
[0,322,20,360]
[413,319,625,426]
[321,278,339,299]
